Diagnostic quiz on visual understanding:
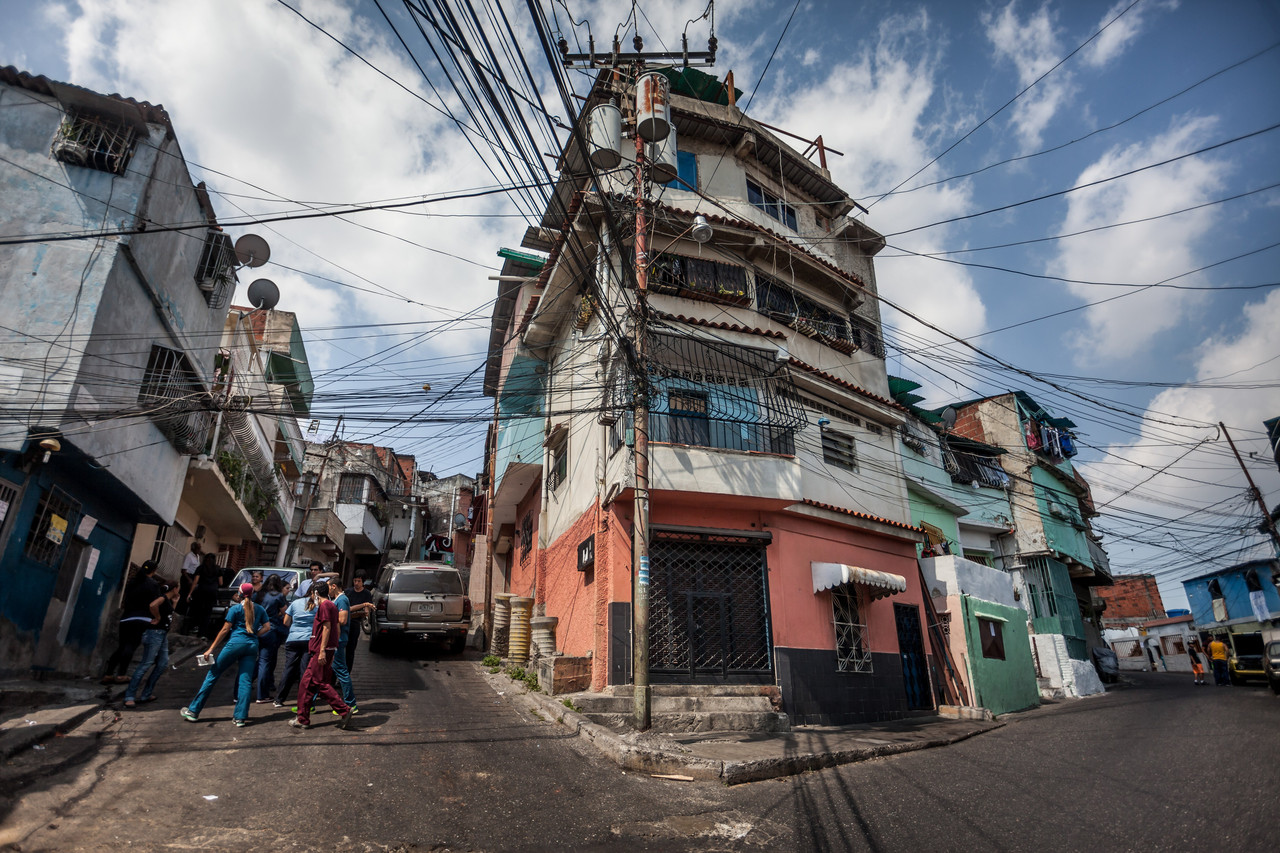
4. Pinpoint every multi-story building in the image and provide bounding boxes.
[481,70,952,725]
[0,67,253,674]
